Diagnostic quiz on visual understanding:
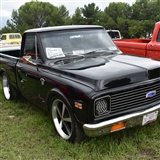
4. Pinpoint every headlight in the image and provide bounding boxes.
[95,96,111,116]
